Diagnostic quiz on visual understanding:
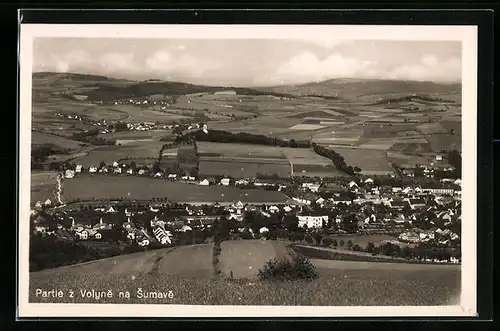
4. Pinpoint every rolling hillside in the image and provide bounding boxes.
[29,240,461,306]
